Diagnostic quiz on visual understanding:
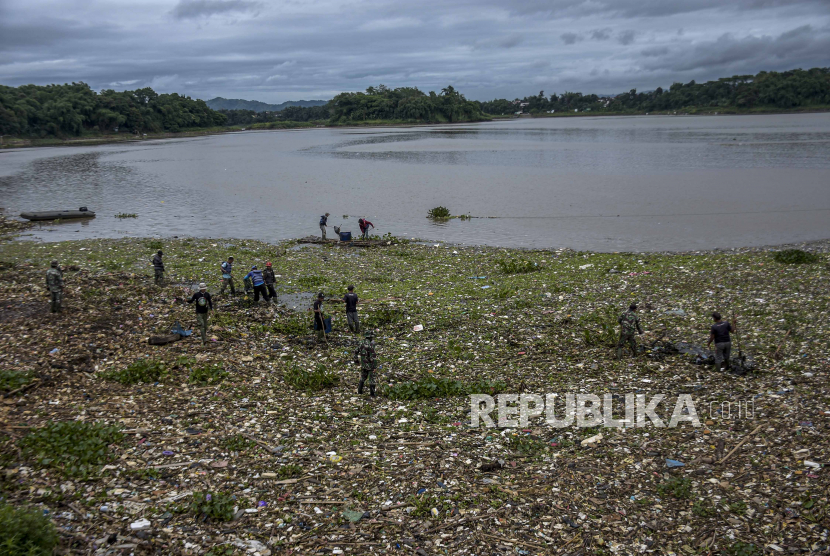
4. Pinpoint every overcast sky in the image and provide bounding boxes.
[1,0,829,103]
